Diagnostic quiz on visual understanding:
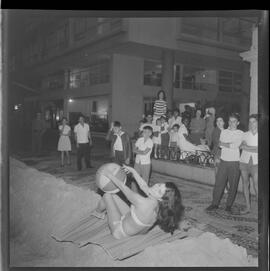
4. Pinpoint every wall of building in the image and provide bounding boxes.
[111,54,144,135]
[127,18,178,50]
